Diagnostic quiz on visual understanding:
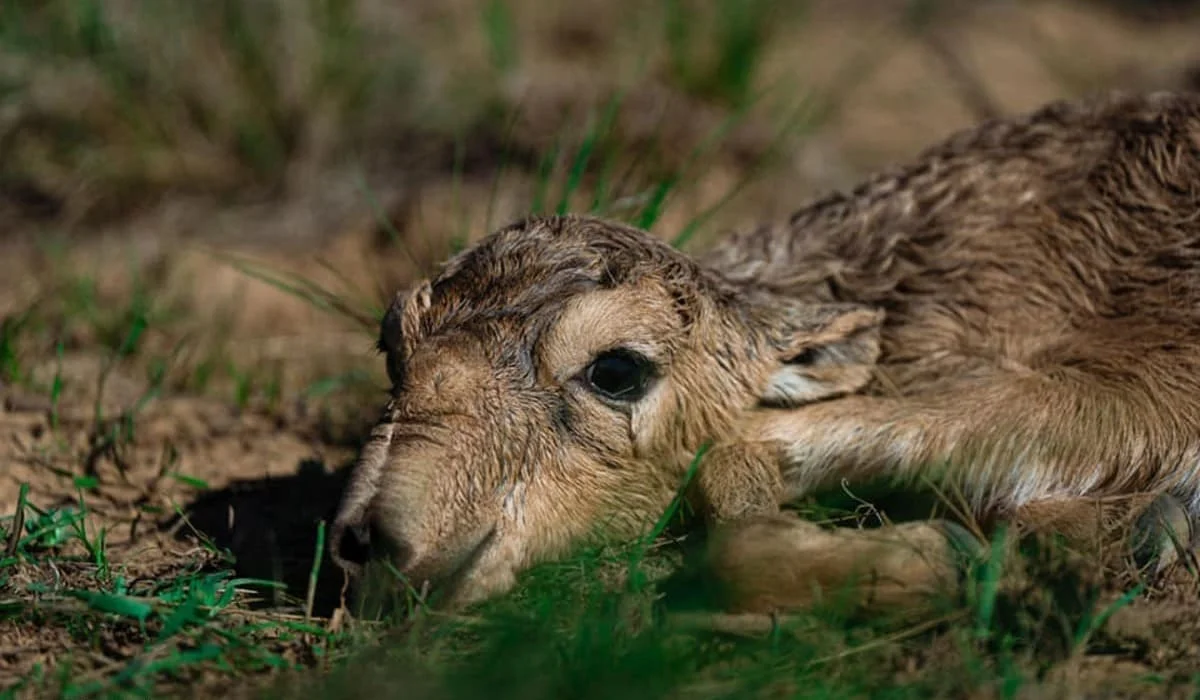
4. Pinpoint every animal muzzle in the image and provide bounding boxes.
[329,412,396,579]
[329,407,505,605]
[331,497,498,606]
